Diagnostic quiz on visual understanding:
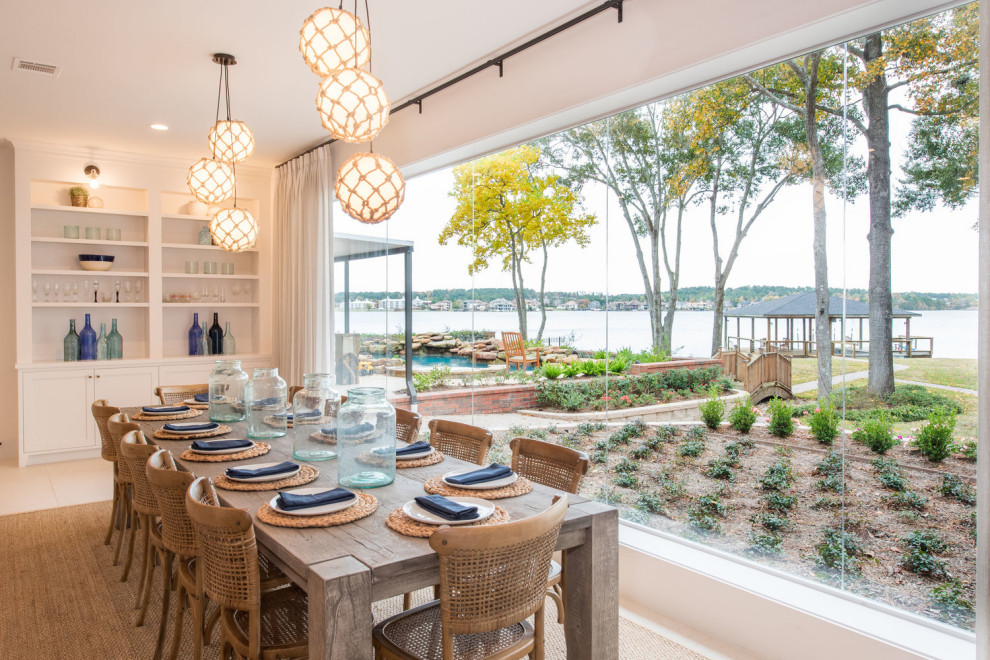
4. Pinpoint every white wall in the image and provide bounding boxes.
[0,142,17,460]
